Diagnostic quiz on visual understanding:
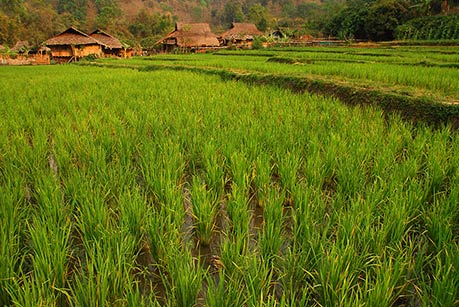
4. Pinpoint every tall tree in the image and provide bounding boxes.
[365,0,411,41]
